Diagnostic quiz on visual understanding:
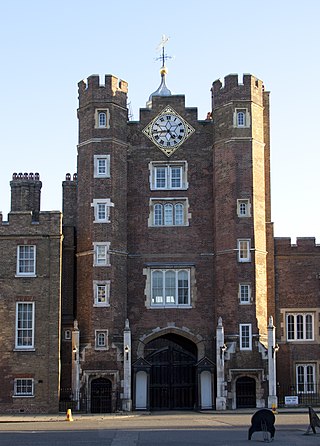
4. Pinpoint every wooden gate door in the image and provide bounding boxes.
[90,378,112,413]
[236,376,256,408]
[146,335,196,410]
